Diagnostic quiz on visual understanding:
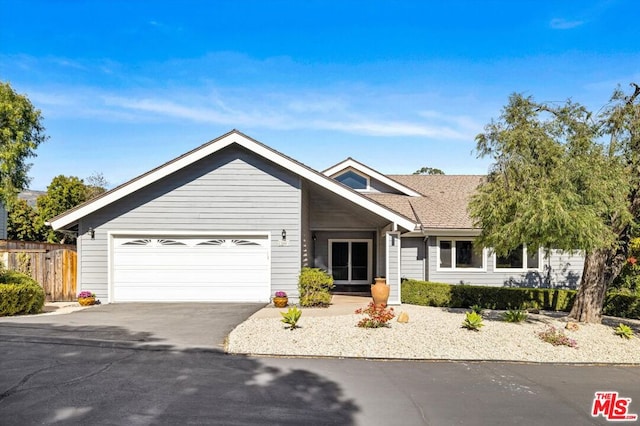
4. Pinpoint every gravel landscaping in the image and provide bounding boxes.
[226,304,640,363]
